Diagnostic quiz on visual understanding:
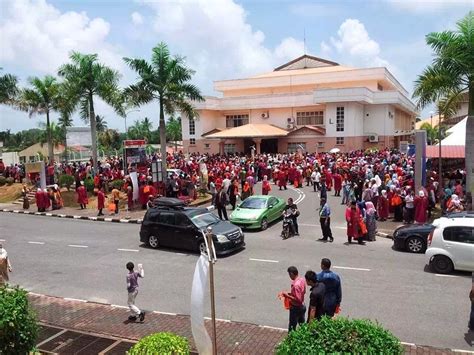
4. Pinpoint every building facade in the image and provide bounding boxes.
[182,55,416,154]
